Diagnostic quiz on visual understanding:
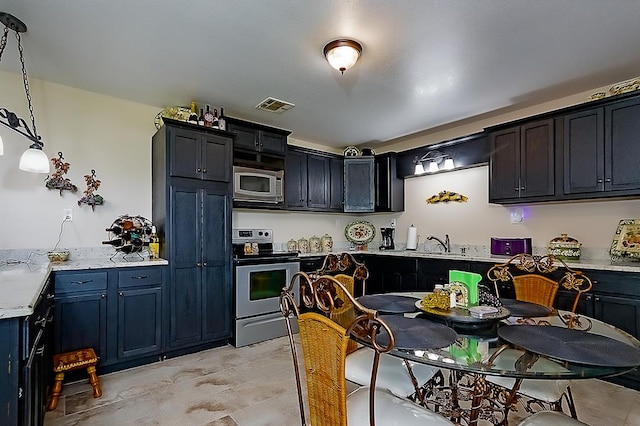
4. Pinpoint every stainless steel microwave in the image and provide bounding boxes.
[233,166,284,204]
